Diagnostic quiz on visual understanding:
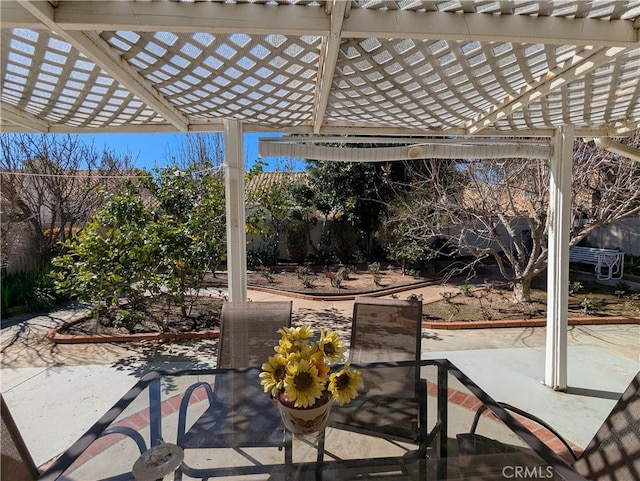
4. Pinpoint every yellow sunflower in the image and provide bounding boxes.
[277,326,313,355]
[259,355,288,396]
[284,358,324,408]
[279,326,312,342]
[275,336,294,356]
[328,362,363,406]
[318,330,346,363]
